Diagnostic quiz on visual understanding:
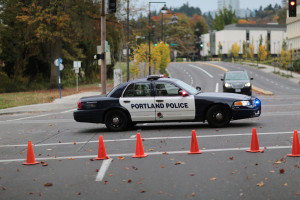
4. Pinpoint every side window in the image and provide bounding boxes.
[123,83,151,97]
[155,82,180,96]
